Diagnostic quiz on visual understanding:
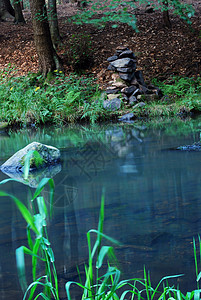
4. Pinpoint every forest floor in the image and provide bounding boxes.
[0,1,200,89]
